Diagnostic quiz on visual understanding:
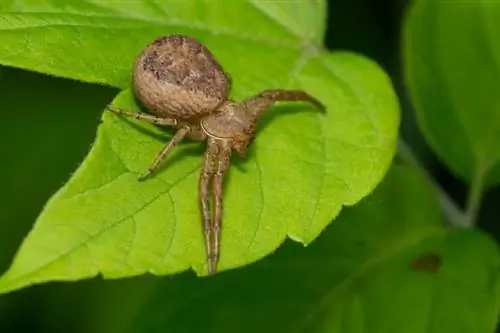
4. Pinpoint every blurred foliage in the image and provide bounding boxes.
[404,0,500,186]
